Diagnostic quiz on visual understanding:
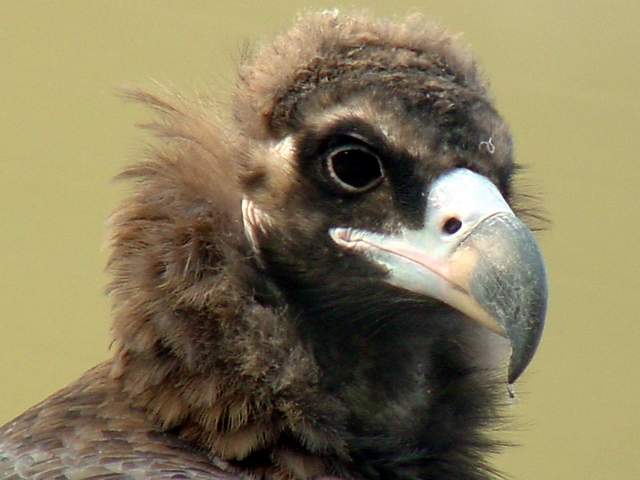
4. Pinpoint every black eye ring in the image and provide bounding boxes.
[324,144,384,193]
